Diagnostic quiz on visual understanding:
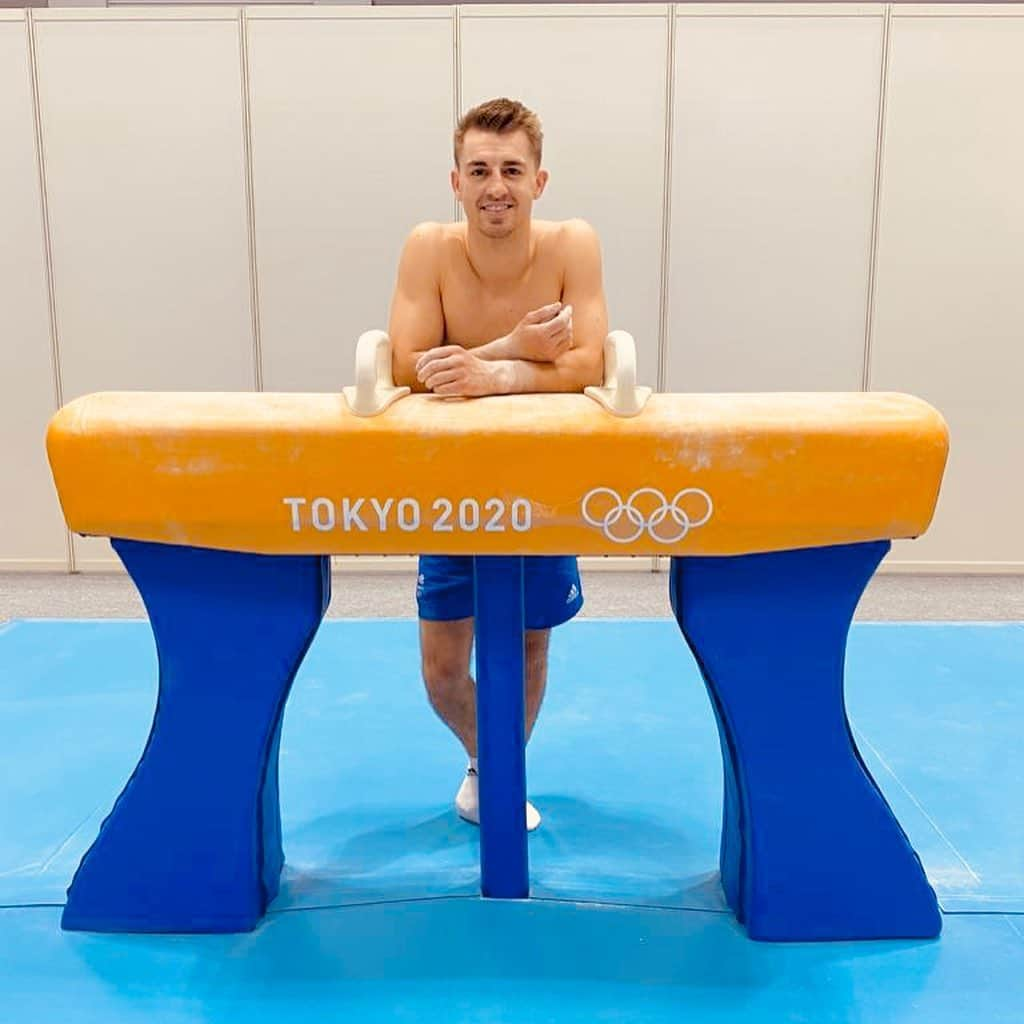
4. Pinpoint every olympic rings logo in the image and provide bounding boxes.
[581,487,713,545]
